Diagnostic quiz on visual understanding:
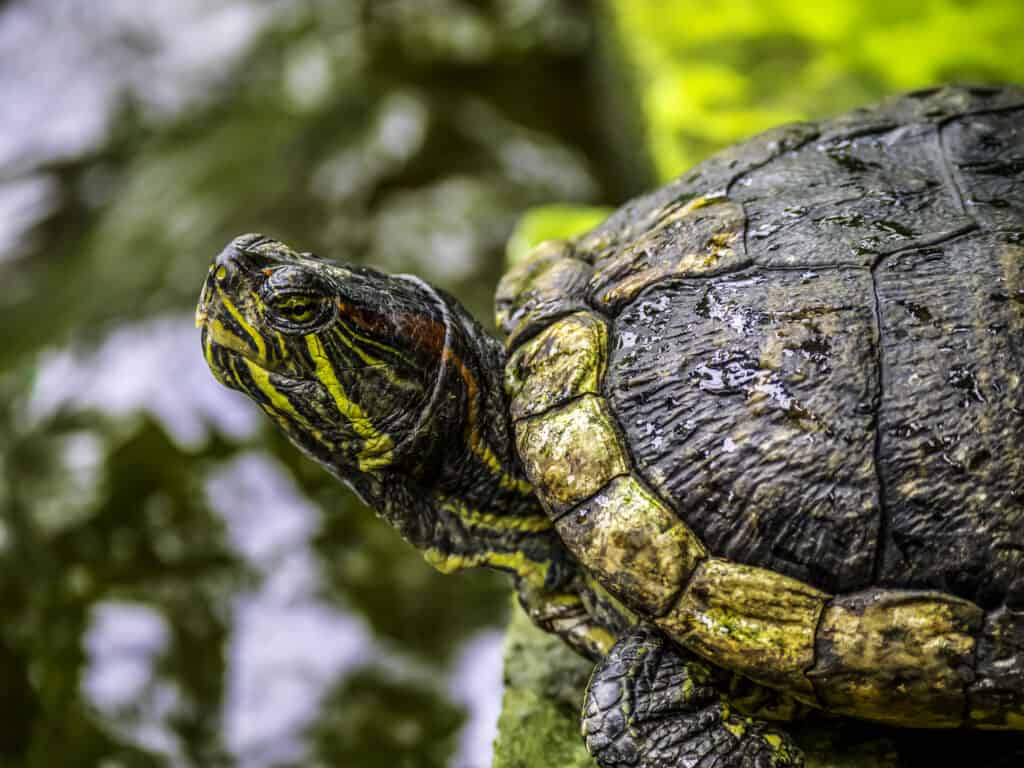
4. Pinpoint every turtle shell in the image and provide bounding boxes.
[497,84,1024,613]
